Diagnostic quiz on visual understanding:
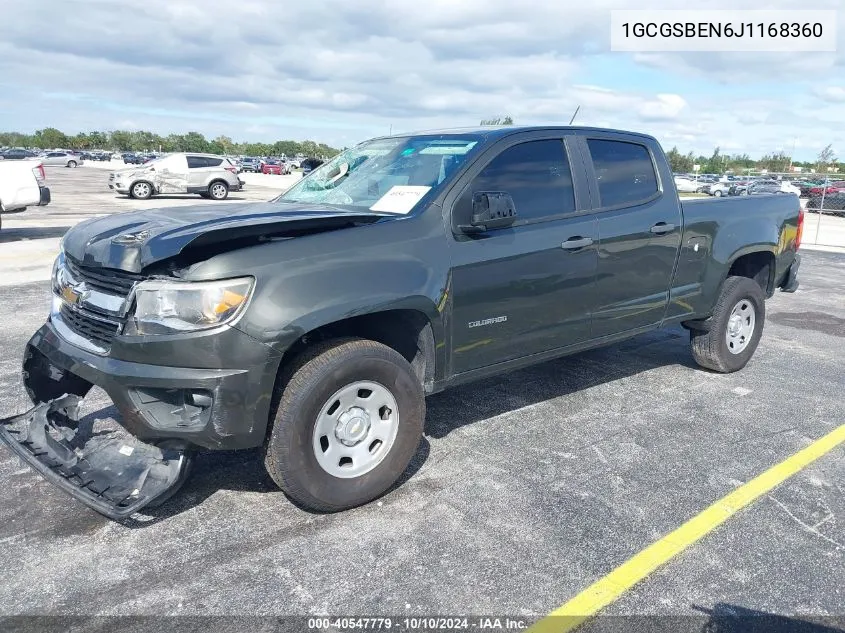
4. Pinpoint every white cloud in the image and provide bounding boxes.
[0,0,842,160]
[814,86,845,103]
